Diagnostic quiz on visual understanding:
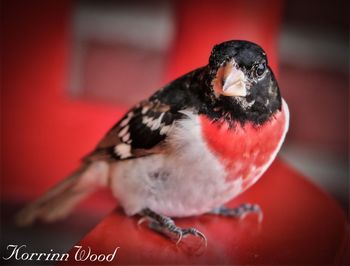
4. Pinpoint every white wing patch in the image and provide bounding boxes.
[141,106,150,114]
[114,112,134,158]
[117,113,133,146]
[119,112,133,127]
[118,125,129,138]
[141,112,168,132]
[114,143,132,159]
[160,125,171,135]
[121,133,130,142]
